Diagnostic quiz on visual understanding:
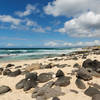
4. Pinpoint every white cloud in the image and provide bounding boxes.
[44,0,100,17]
[15,4,38,17]
[0,15,21,25]
[25,19,38,26]
[59,12,100,37]
[32,27,45,33]
[44,40,100,47]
